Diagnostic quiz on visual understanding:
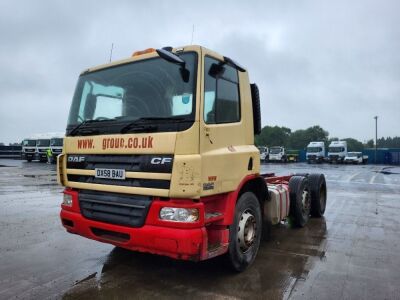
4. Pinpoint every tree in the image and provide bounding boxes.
[343,138,364,151]
[288,126,329,149]
[364,139,374,148]
[255,126,291,147]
